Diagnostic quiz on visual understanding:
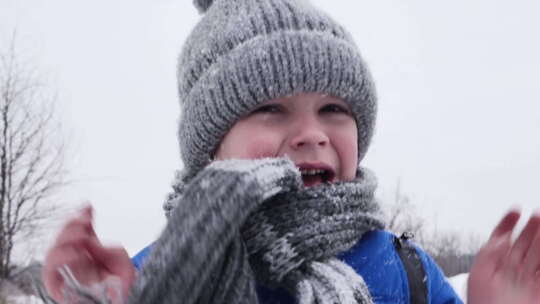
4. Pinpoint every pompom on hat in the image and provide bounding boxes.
[193,0,215,13]
[177,0,378,179]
